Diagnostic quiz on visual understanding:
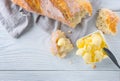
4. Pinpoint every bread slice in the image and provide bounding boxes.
[96,8,119,35]
[51,30,73,58]
[12,0,92,28]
